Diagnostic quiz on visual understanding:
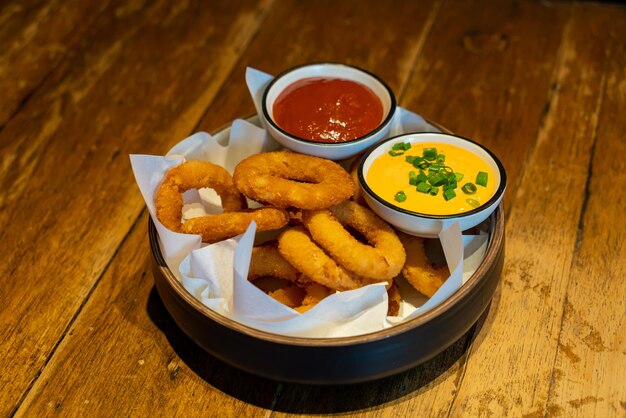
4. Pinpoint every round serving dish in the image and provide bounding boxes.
[261,62,396,161]
[359,132,507,238]
[148,118,505,384]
